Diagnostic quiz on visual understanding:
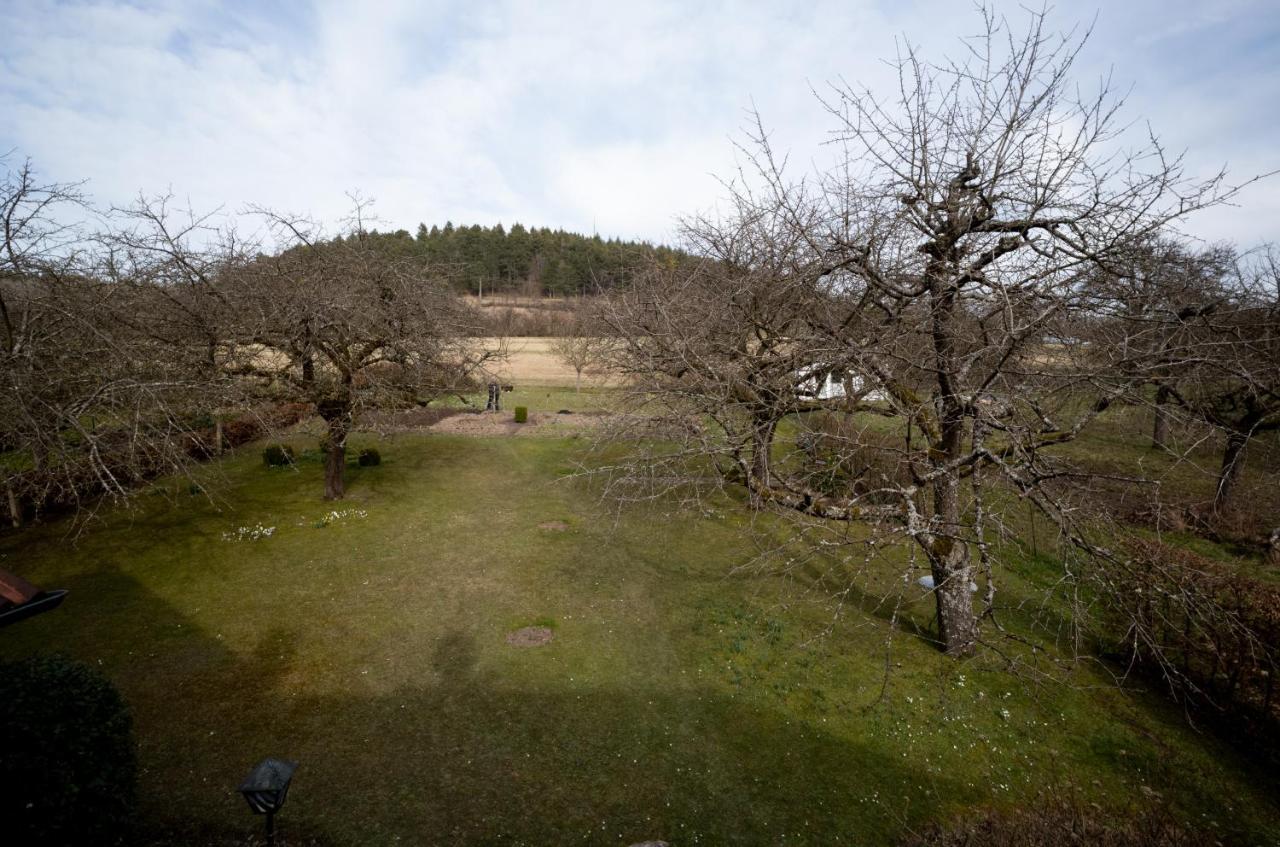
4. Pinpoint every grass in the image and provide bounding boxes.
[1,422,1278,844]
[442,384,619,415]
